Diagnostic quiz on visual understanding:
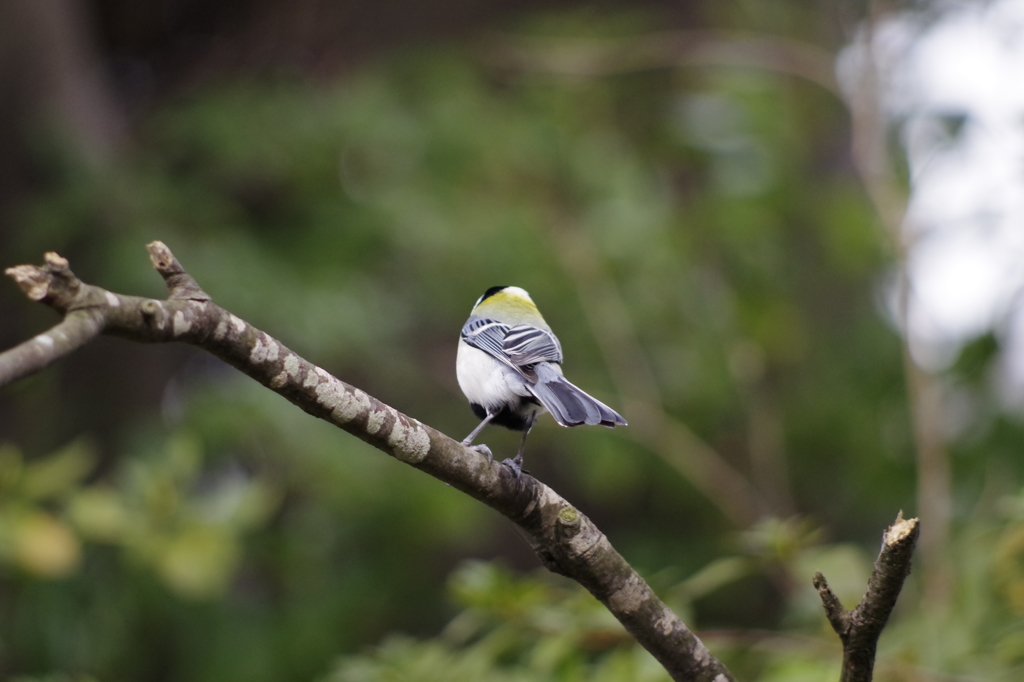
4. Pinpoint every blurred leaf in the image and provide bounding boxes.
[756,658,837,682]
[195,476,281,529]
[448,560,551,615]
[325,636,529,682]
[165,430,203,482]
[0,442,24,490]
[12,512,81,578]
[738,516,823,564]
[670,555,756,603]
[156,524,240,599]
[996,629,1024,665]
[19,438,95,501]
[994,523,1024,614]
[67,486,129,542]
